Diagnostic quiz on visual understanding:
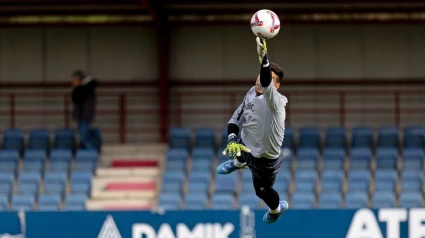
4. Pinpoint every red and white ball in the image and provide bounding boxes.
[250,9,280,39]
